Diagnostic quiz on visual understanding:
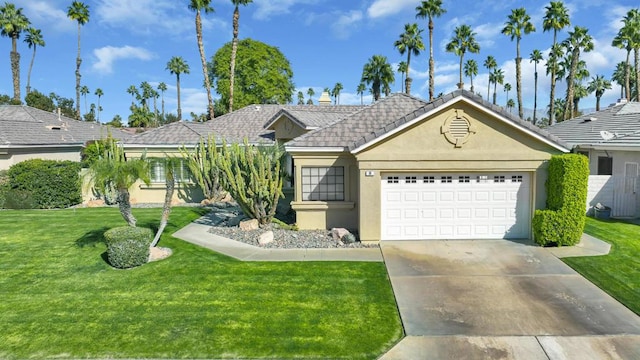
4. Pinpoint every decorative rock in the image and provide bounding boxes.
[258,231,274,245]
[341,233,357,244]
[331,228,350,241]
[239,219,259,231]
[148,246,173,262]
[228,215,246,227]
